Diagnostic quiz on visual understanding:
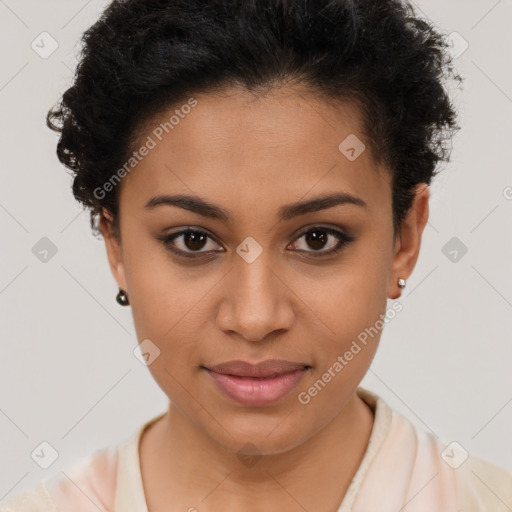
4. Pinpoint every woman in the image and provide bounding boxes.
[2,0,511,511]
